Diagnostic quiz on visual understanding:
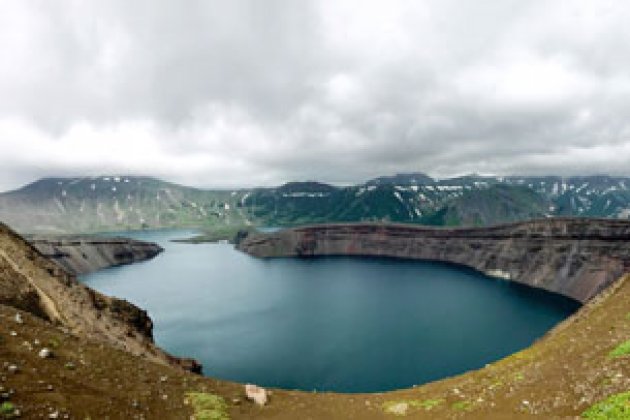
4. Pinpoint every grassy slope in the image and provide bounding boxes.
[3,273,630,419]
